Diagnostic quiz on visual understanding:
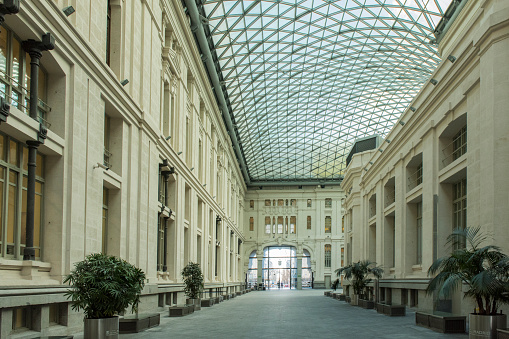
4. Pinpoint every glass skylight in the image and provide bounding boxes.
[200,0,452,183]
